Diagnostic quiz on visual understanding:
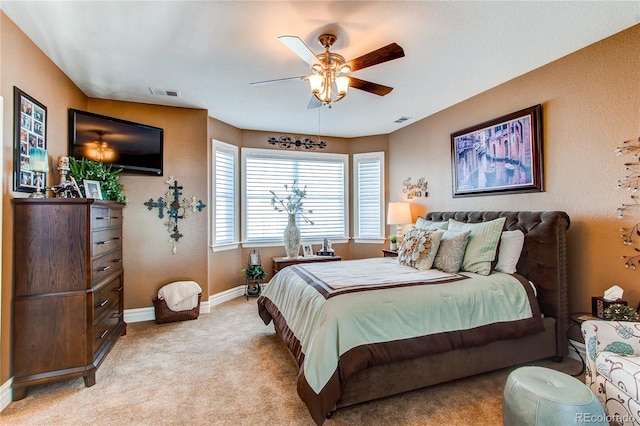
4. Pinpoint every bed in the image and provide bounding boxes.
[257,211,570,424]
